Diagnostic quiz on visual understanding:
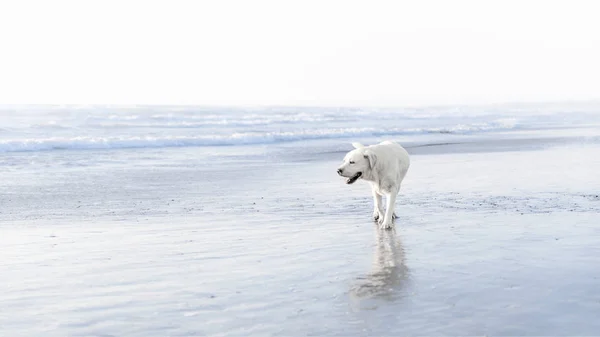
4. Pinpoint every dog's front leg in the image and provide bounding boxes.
[379,188,399,229]
[372,188,384,221]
